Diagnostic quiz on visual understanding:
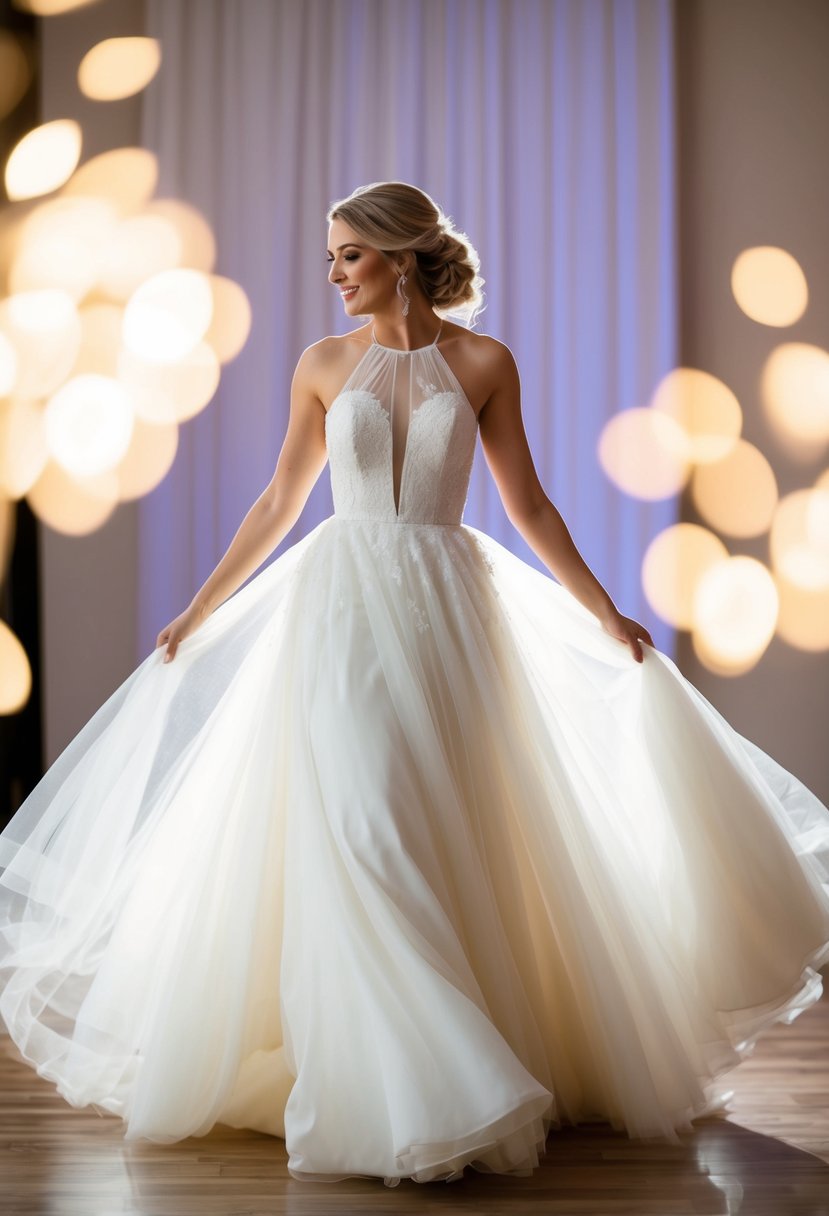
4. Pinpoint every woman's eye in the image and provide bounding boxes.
[326,254,358,262]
